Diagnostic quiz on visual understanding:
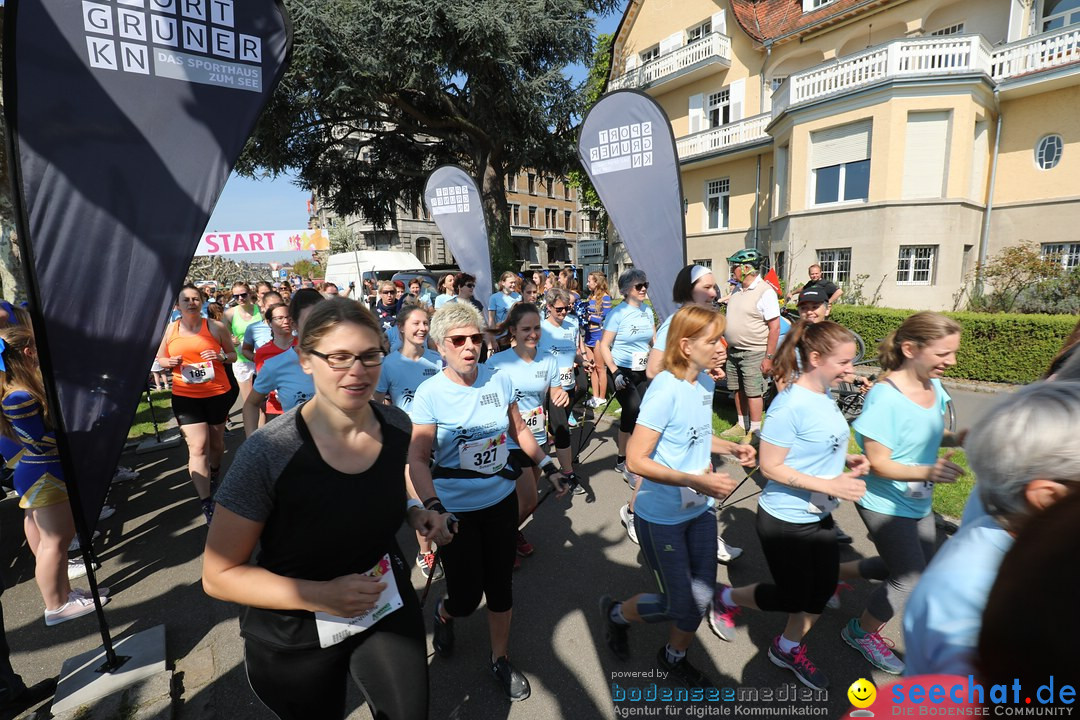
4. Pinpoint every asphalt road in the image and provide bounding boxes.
[0,383,1011,719]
